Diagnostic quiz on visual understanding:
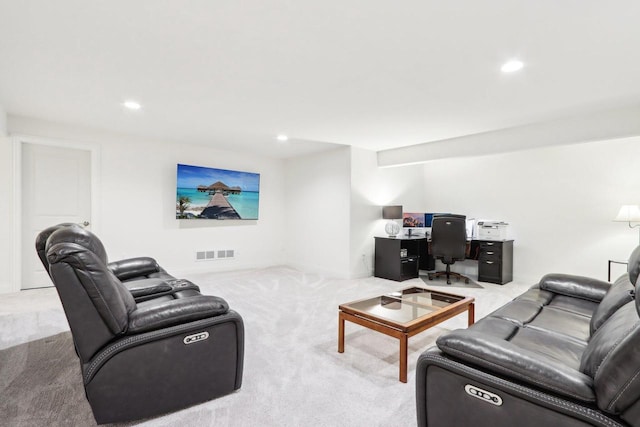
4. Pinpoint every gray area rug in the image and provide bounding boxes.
[420,274,483,289]
[0,332,105,426]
